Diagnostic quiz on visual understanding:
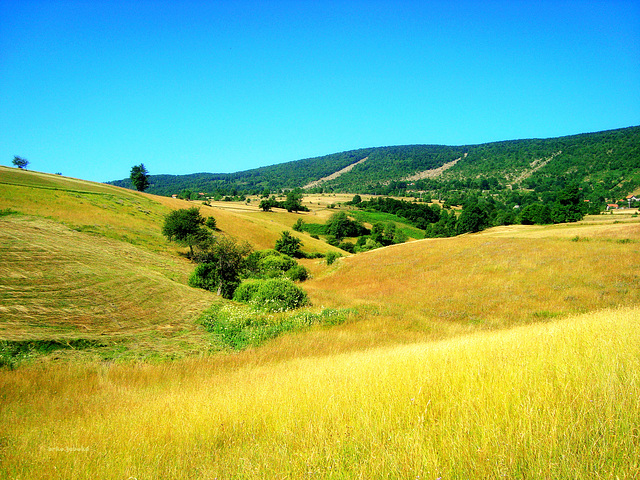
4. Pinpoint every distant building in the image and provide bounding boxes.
[606,203,619,210]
